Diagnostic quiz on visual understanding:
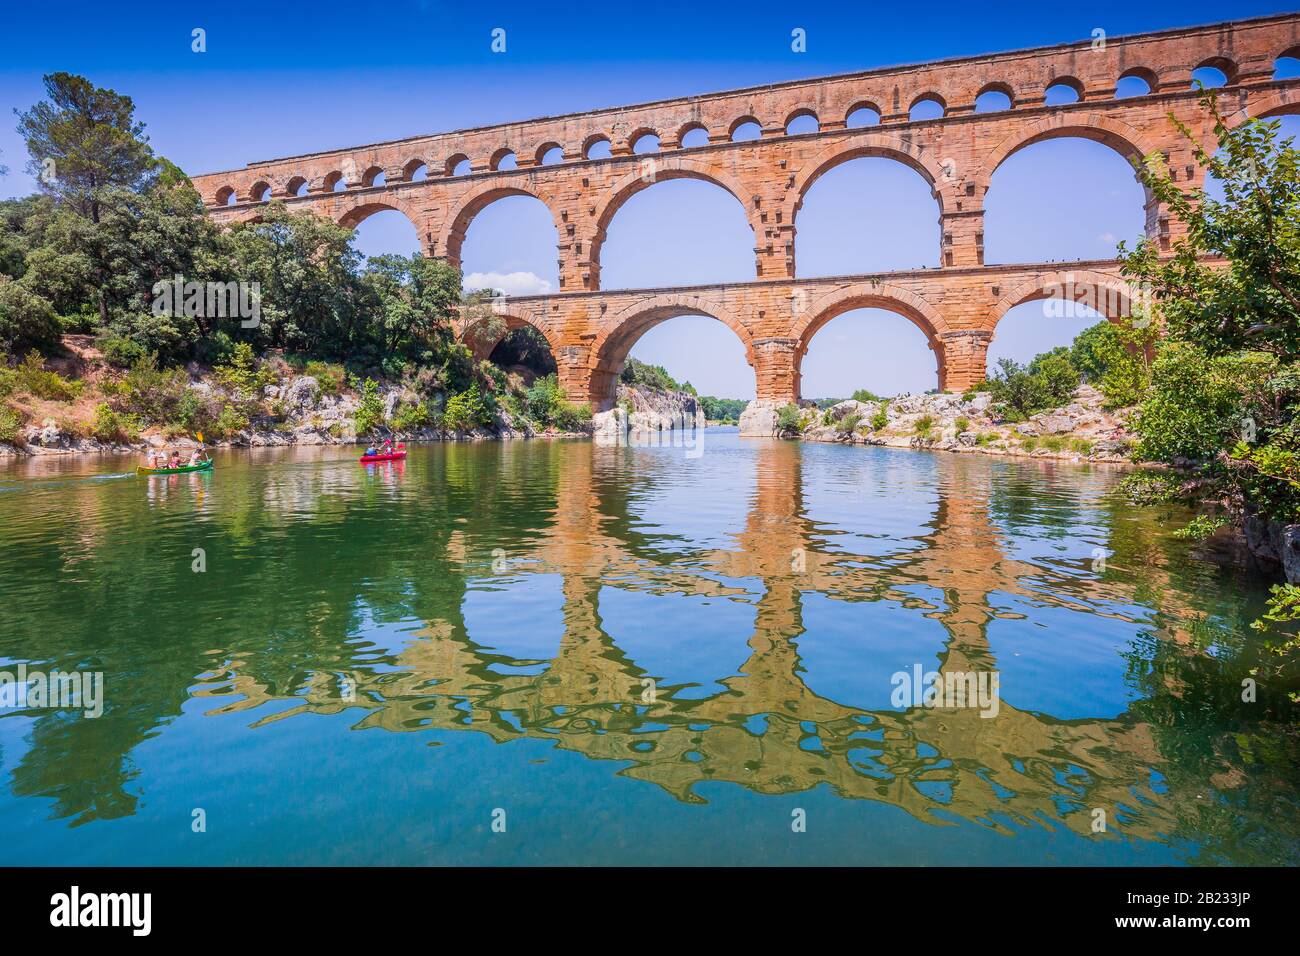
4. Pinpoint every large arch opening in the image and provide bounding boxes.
[344,206,422,260]
[799,306,939,399]
[984,136,1146,263]
[987,300,1107,369]
[590,306,755,411]
[455,192,560,297]
[598,177,754,290]
[1206,114,1300,202]
[795,156,941,276]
